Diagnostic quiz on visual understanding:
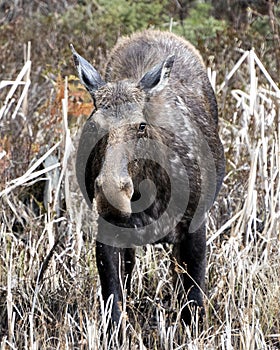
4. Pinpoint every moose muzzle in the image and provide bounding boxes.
[95,171,133,217]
